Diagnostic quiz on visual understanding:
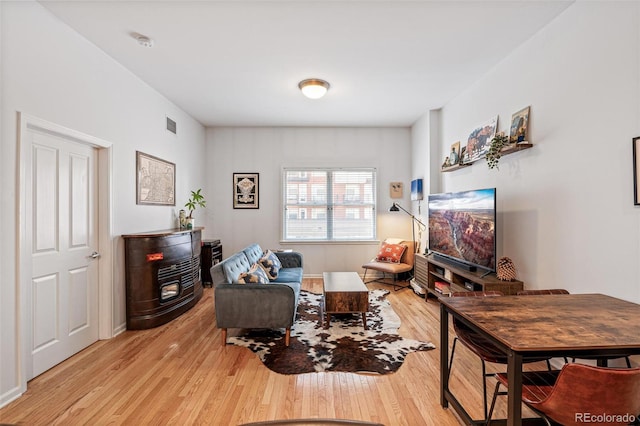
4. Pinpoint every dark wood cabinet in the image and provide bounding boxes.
[123,228,203,329]
[201,239,222,286]
[416,253,523,299]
